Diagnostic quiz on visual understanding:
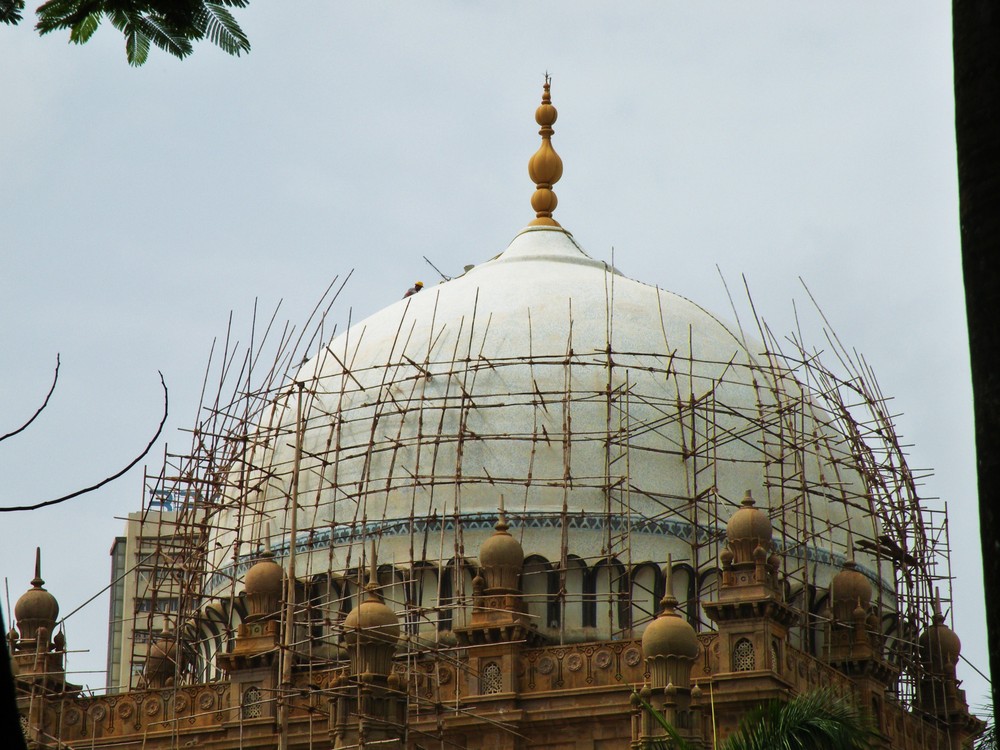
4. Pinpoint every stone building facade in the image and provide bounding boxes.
[9,81,984,749]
